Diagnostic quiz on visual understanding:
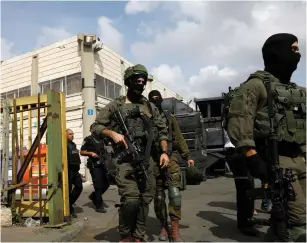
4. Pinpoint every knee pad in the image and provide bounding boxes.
[168,187,181,208]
